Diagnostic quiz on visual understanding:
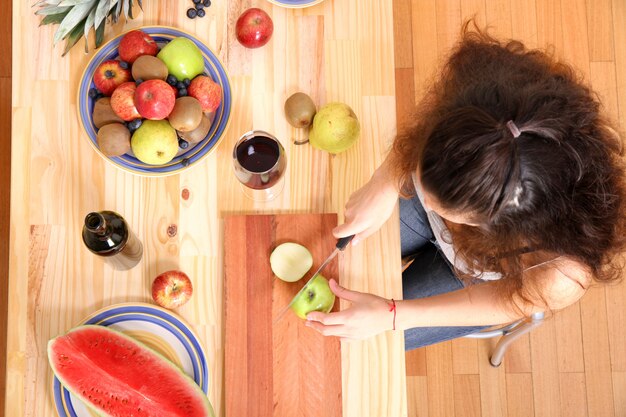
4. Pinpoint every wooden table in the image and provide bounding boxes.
[6,1,406,416]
